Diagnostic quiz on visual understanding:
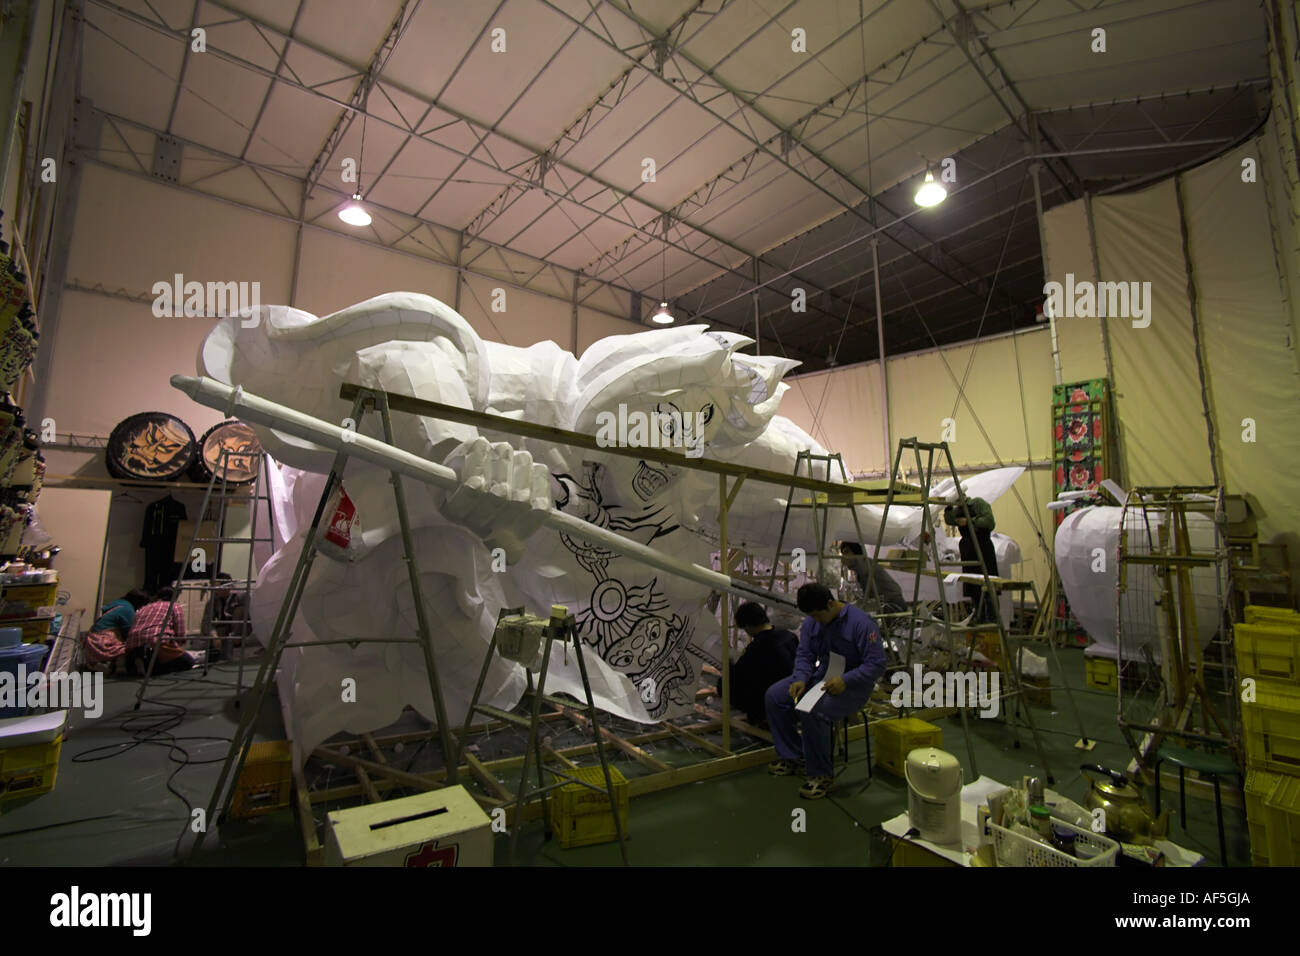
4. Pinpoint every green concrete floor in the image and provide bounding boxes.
[0,648,1251,866]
